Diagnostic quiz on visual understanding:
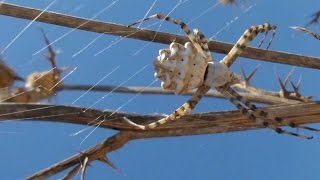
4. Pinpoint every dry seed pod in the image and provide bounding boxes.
[25,69,61,97]
[0,60,23,88]
[5,88,34,103]
[23,30,62,100]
